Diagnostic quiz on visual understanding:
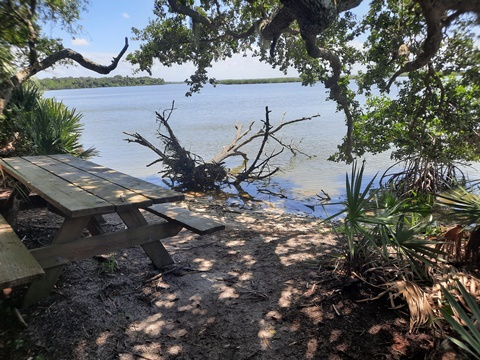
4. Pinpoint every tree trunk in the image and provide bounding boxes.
[0,83,13,116]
